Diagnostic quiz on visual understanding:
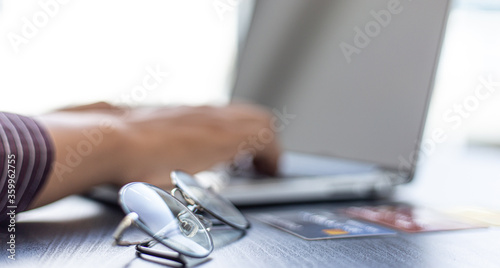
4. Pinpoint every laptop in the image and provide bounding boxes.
[88,0,451,206]
[196,0,452,205]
